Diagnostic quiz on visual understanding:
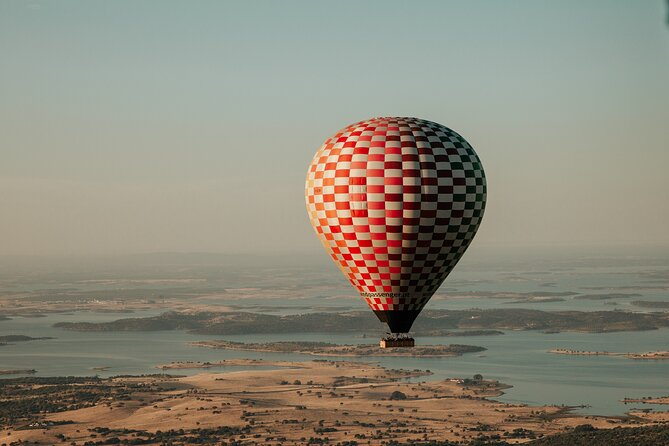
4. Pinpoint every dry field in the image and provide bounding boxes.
[1,359,667,445]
